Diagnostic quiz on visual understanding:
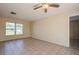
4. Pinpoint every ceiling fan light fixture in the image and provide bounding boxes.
[42,4,49,9]
[33,3,60,13]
